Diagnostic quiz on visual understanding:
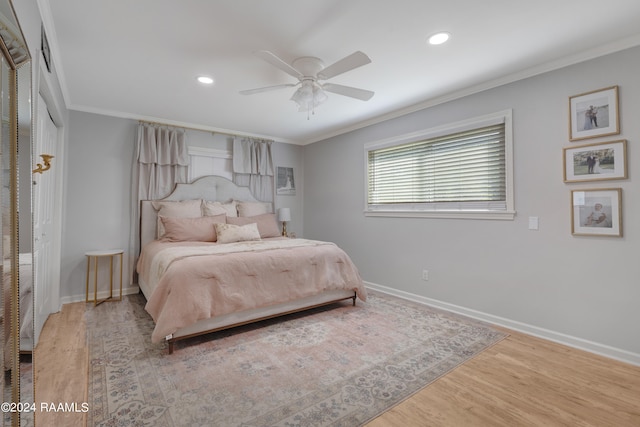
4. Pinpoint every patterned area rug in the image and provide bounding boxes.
[2,359,33,426]
[87,291,507,426]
